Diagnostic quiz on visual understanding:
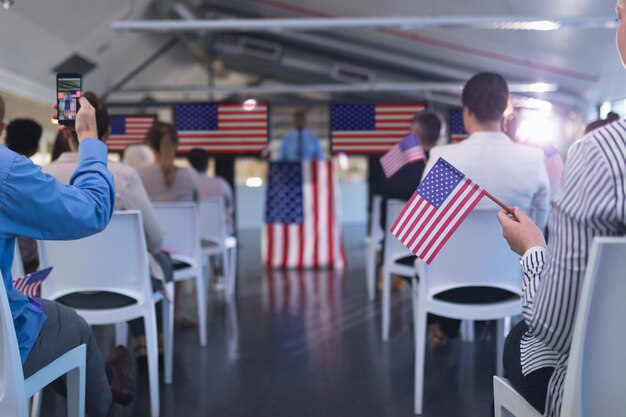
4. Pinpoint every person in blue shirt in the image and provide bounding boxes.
[277,110,324,161]
[0,96,132,417]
